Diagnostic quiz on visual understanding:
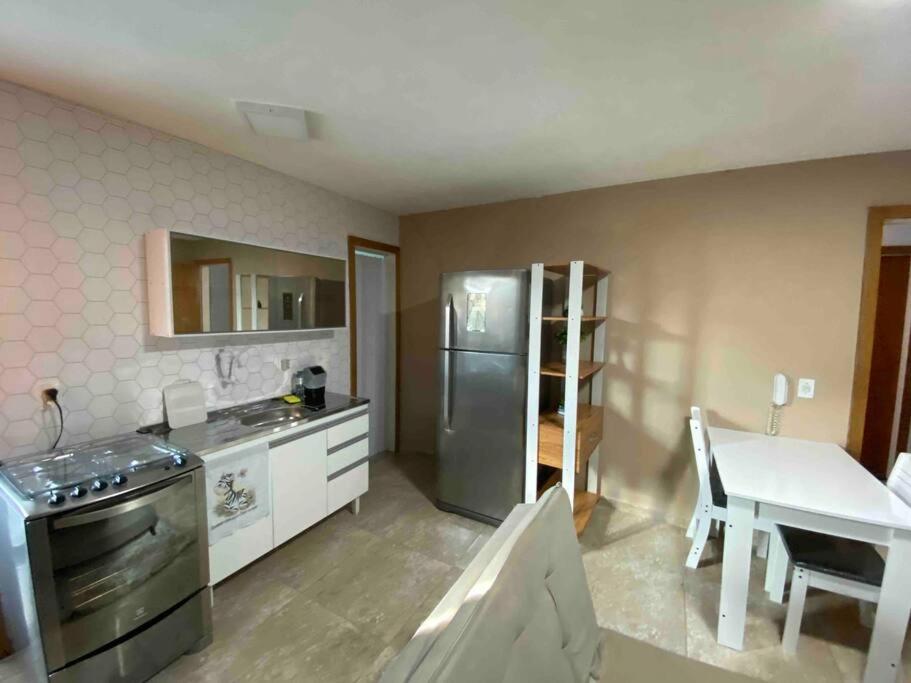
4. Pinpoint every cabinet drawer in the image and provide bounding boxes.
[327,463,368,515]
[327,436,369,477]
[327,412,369,450]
